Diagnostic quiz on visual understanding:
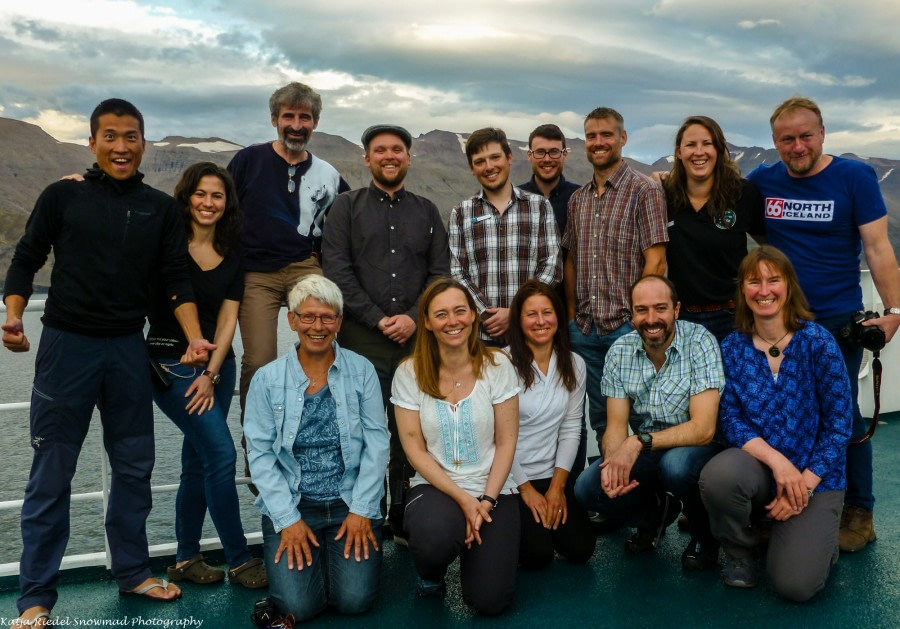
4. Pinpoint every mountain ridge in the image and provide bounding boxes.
[2,116,898,283]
